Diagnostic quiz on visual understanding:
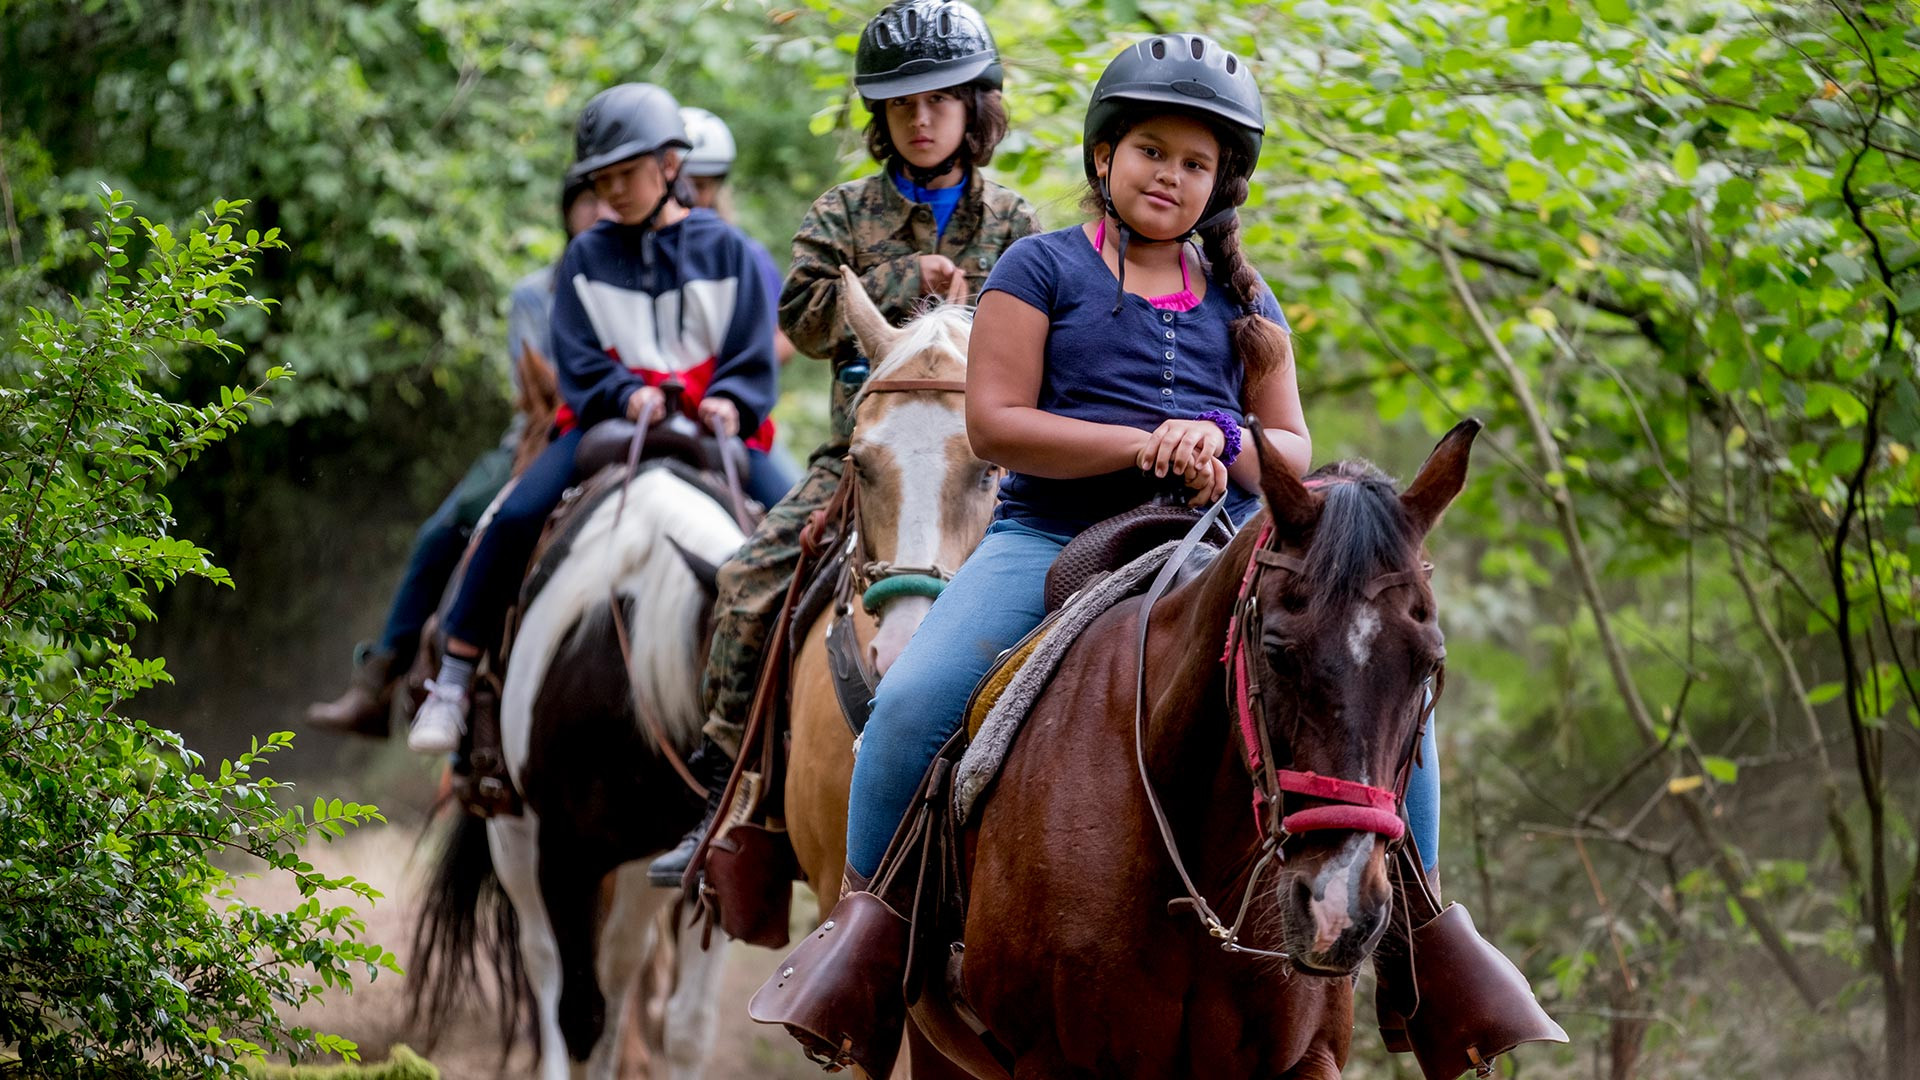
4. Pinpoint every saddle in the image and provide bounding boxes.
[1042,499,1234,612]
[447,449,750,821]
